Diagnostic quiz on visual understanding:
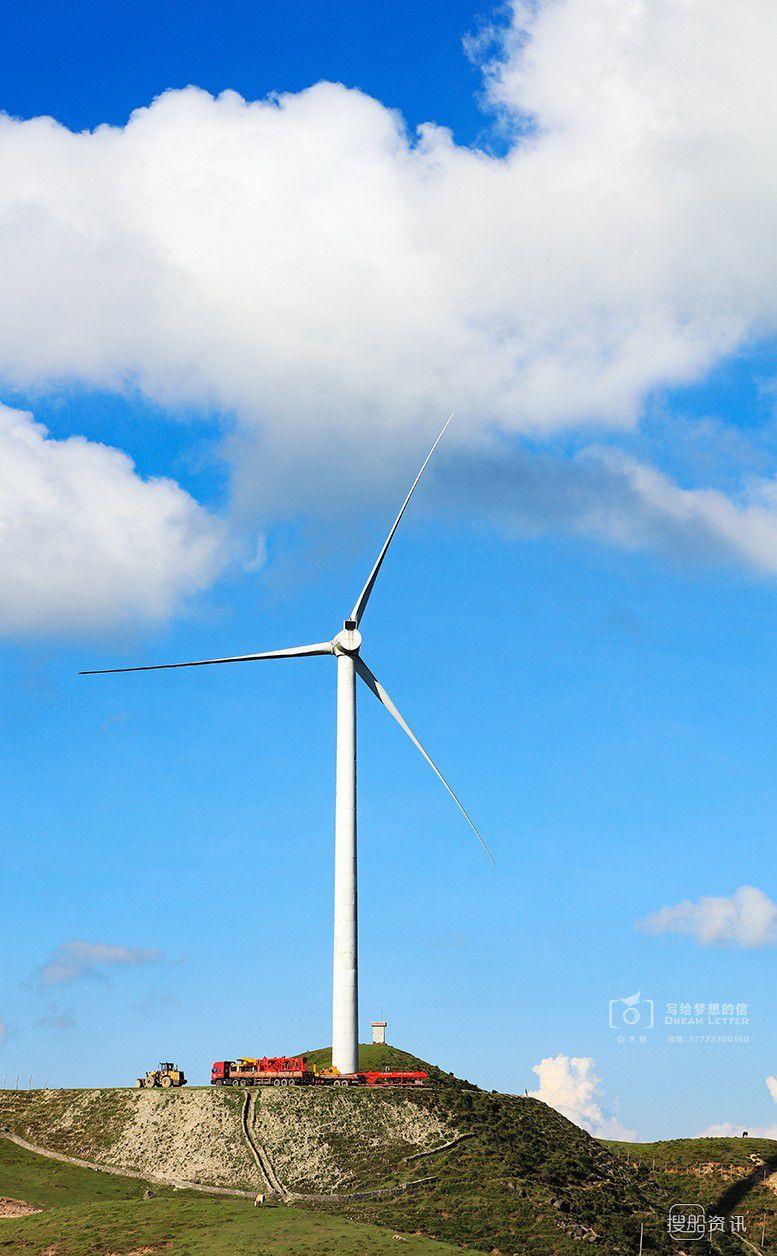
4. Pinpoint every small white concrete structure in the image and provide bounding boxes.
[371,1020,387,1045]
